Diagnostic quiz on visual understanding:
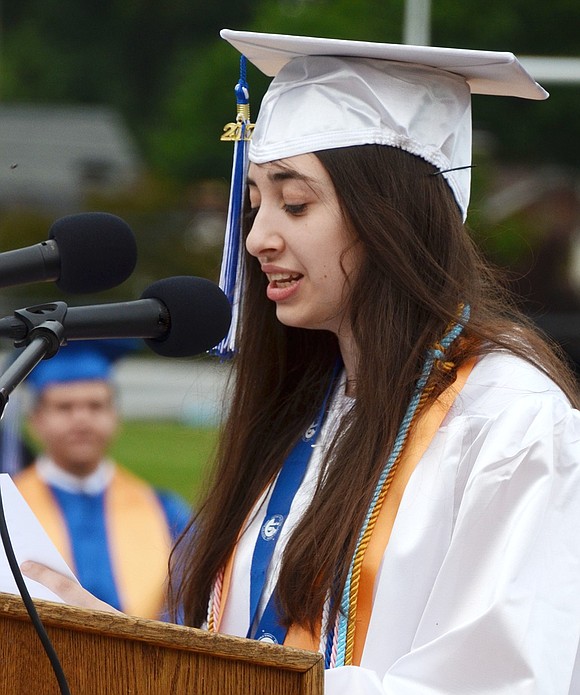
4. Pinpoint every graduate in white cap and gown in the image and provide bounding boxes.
[23,31,580,694]
[16,340,190,620]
